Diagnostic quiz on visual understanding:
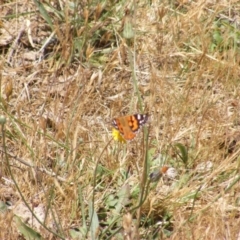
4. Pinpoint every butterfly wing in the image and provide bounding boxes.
[129,114,148,132]
[112,117,124,135]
